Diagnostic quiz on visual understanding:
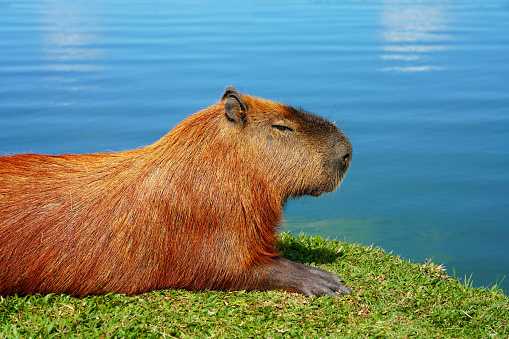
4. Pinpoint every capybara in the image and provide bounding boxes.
[0,87,352,297]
